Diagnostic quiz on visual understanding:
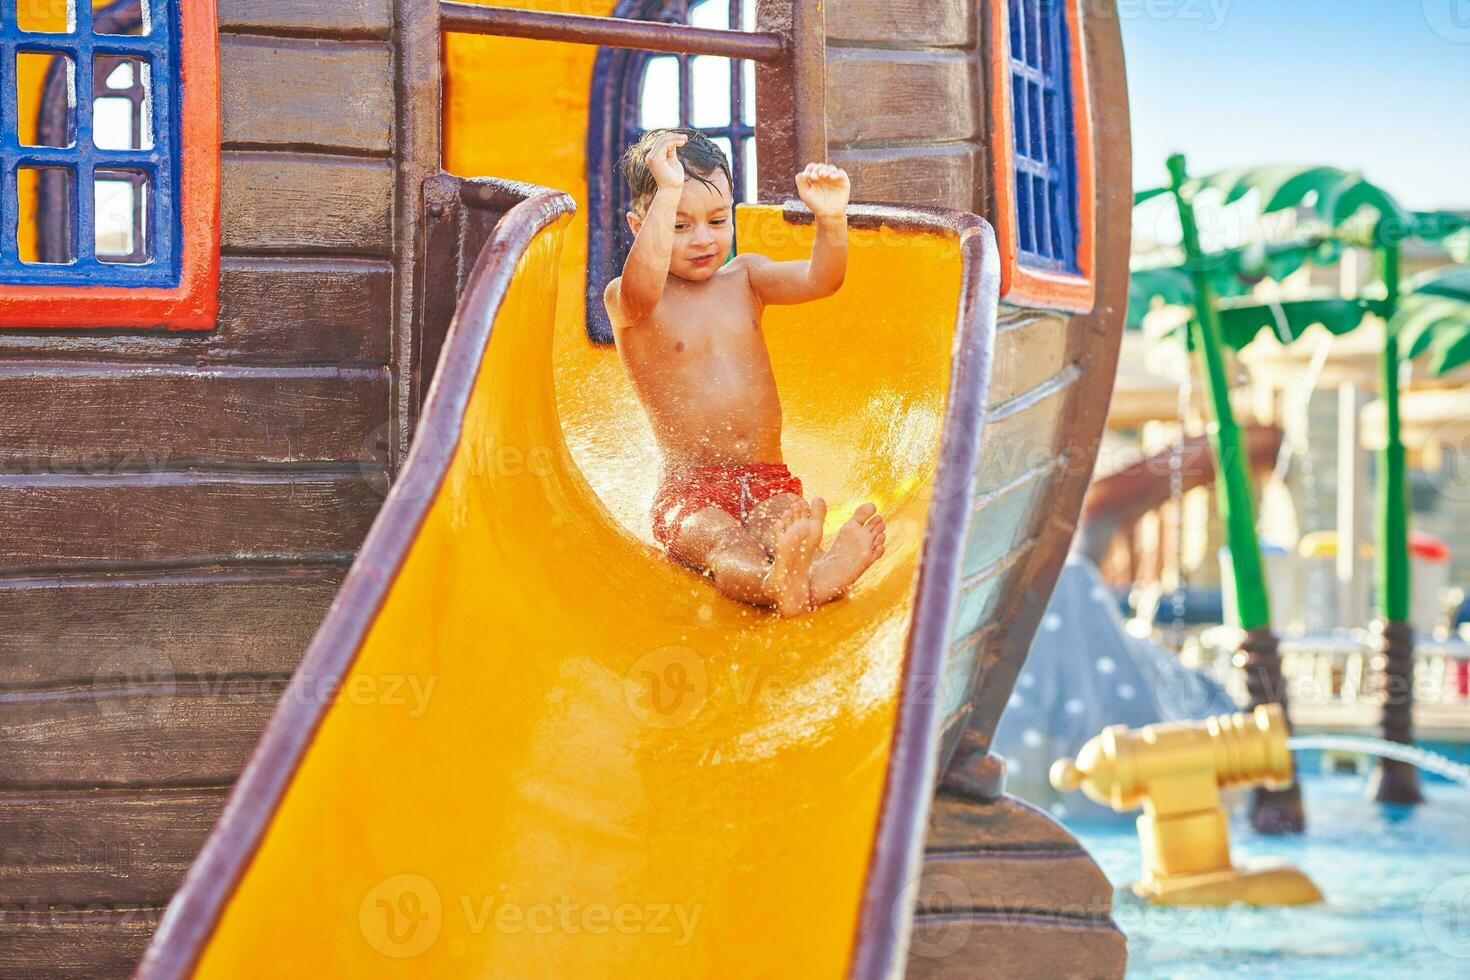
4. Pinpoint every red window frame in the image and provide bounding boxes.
[0,0,220,330]
[986,0,1096,314]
